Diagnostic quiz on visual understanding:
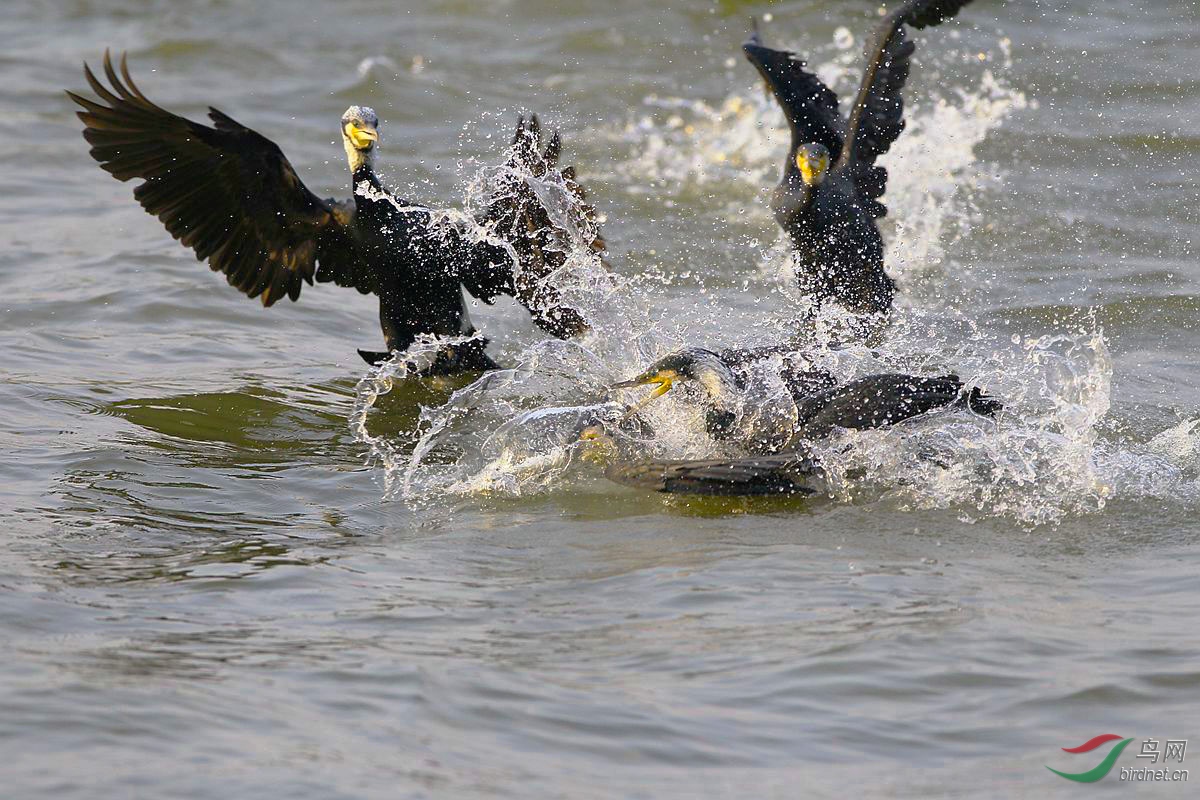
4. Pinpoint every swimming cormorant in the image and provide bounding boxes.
[613,347,999,455]
[580,345,998,496]
[743,0,975,315]
[68,52,601,374]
